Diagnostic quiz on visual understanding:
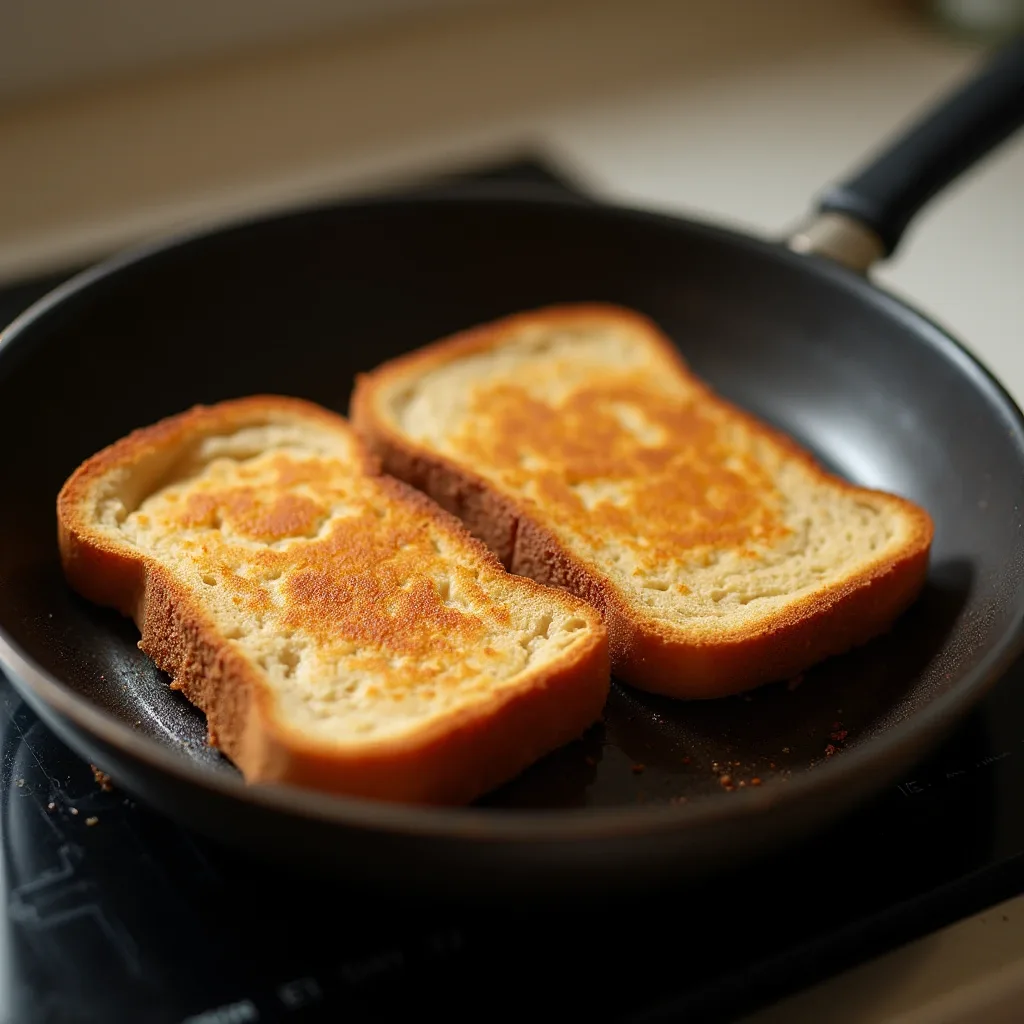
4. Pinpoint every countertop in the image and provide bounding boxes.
[1,0,1023,1019]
